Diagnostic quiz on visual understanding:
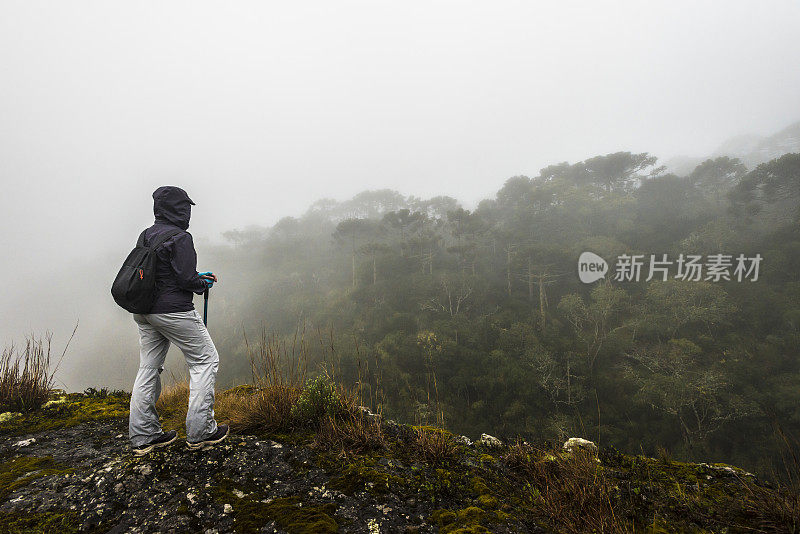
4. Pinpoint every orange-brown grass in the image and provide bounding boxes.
[231,328,311,432]
[411,427,461,466]
[502,440,633,533]
[314,411,386,455]
[155,380,190,435]
[246,328,308,393]
[156,379,382,452]
[231,328,371,437]
[220,384,302,433]
[742,483,800,533]
[154,327,311,435]
[154,327,374,447]
[154,381,281,434]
